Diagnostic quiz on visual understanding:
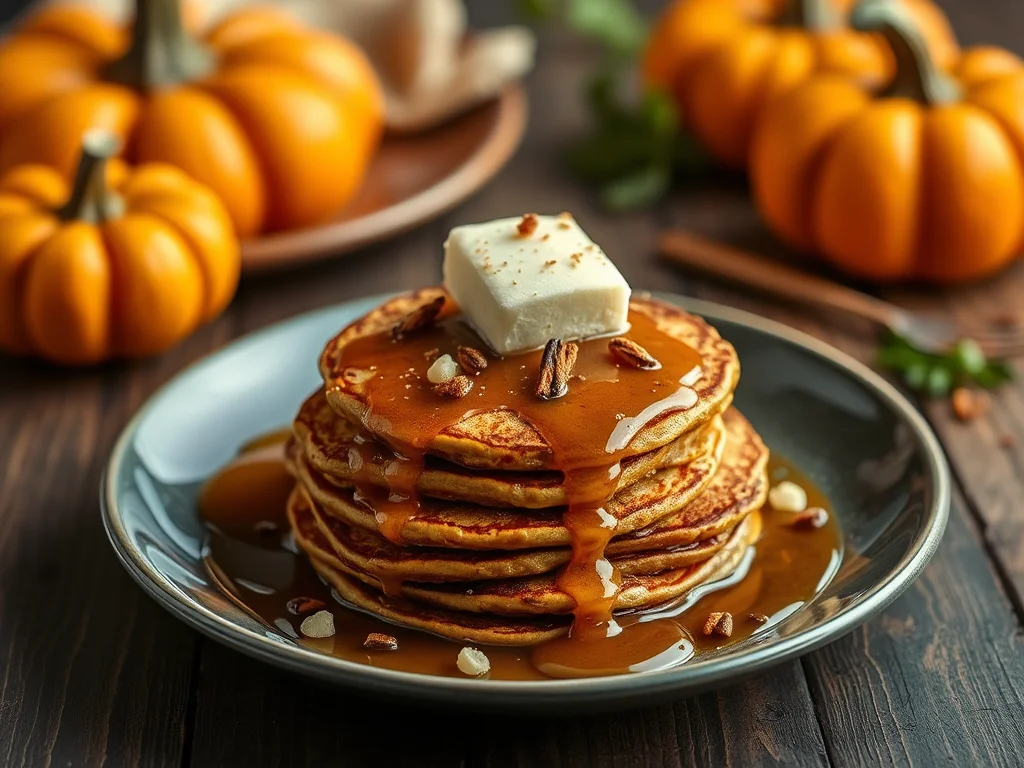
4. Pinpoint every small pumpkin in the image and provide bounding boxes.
[750,0,1024,283]
[641,0,958,169]
[0,0,385,237]
[0,131,239,364]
